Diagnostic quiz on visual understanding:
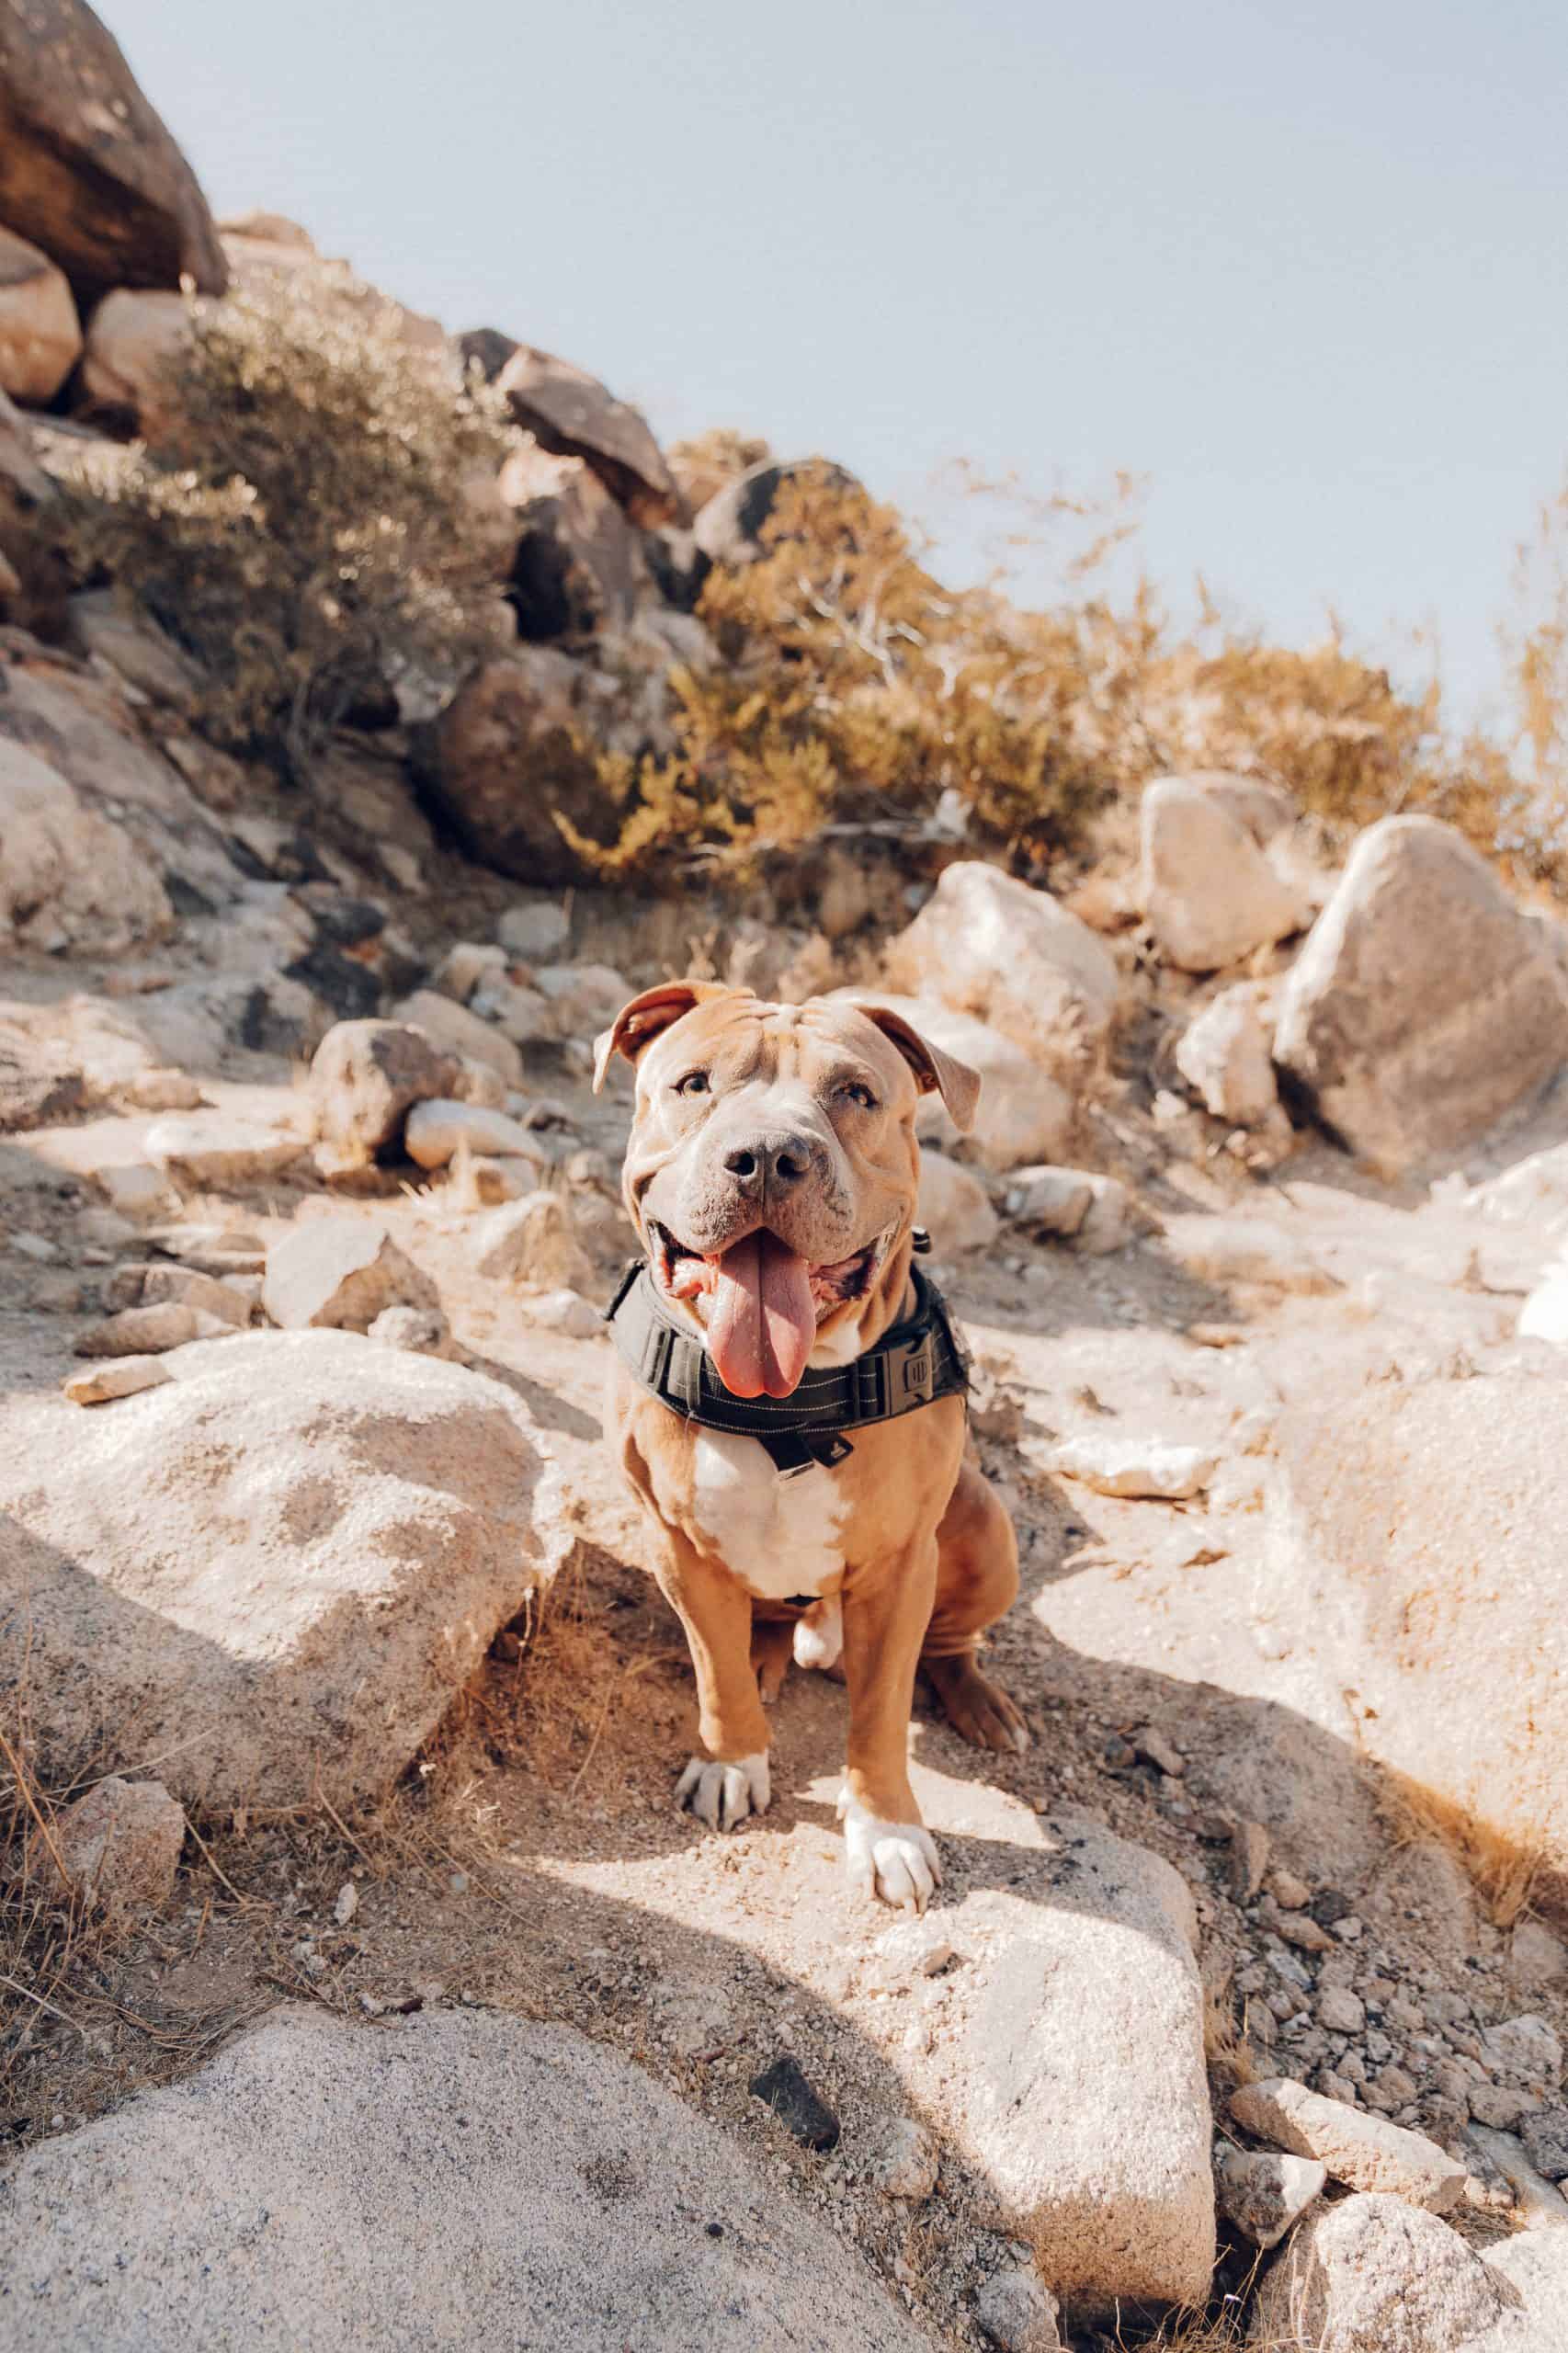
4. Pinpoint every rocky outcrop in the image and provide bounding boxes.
[496,343,680,527]
[0,223,81,402]
[0,2006,938,2353]
[0,0,227,303]
[499,443,650,638]
[1141,775,1309,973]
[883,863,1121,1086]
[0,736,173,954]
[1274,816,1568,1171]
[1266,1365,1568,1893]
[0,1330,566,1807]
